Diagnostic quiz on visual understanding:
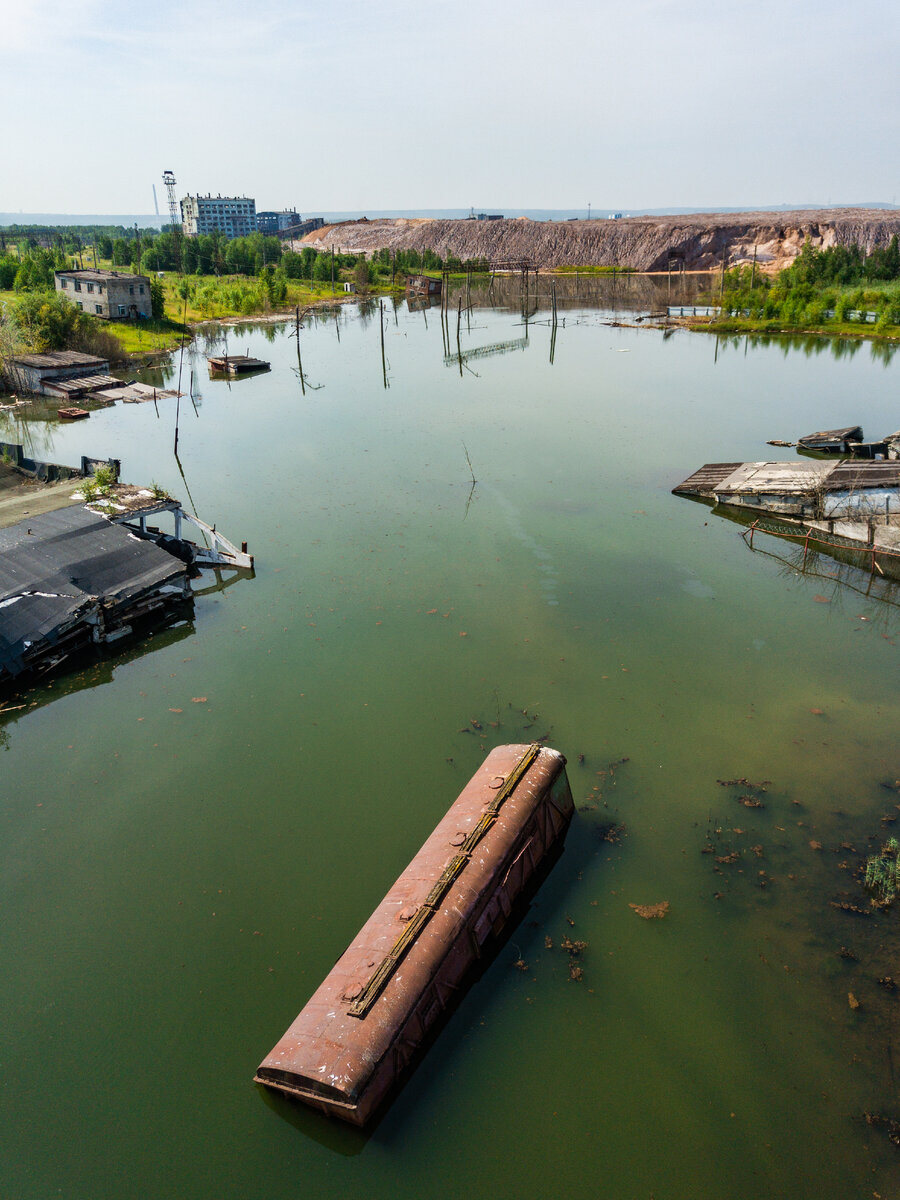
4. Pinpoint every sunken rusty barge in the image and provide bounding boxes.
[255,743,574,1126]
